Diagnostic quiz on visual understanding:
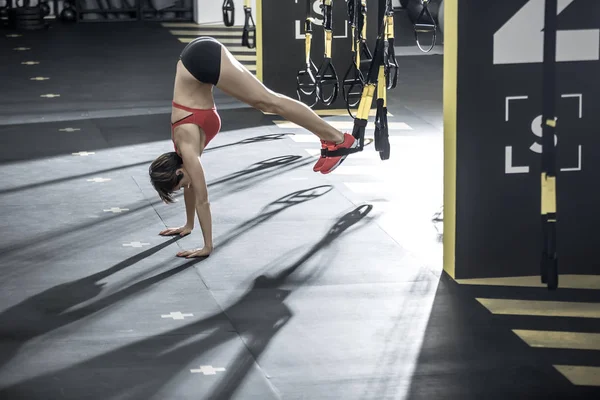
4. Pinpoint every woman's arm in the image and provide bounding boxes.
[176,136,213,257]
[183,186,196,228]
